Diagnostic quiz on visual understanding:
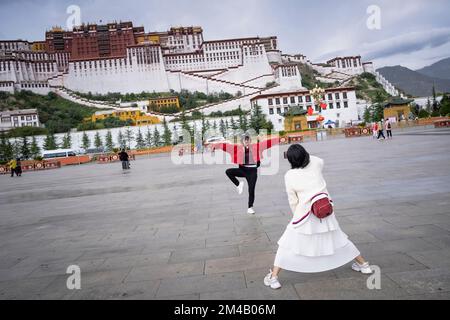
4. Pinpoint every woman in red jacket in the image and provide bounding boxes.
[212,134,279,214]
